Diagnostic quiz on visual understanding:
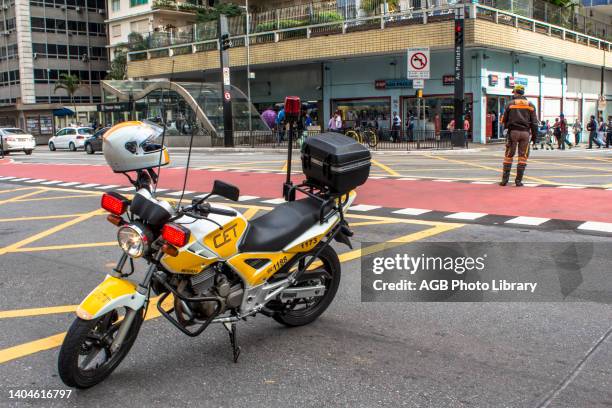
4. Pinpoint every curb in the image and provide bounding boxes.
[167,147,489,155]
